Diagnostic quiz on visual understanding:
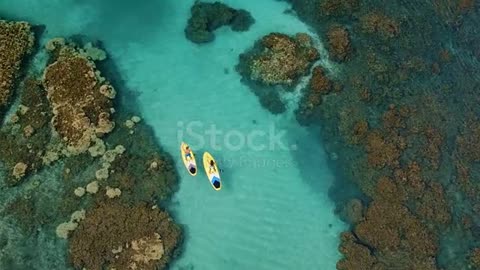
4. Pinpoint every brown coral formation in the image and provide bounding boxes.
[320,0,360,17]
[248,33,319,86]
[327,25,352,62]
[0,20,34,117]
[309,99,453,267]
[365,131,401,169]
[415,181,451,225]
[422,127,442,170]
[334,104,452,268]
[43,45,115,154]
[69,201,181,270]
[295,66,335,122]
[309,66,333,96]
[355,202,439,269]
[337,232,378,270]
[470,248,480,269]
[360,12,399,38]
[350,120,369,144]
[286,0,480,268]
[338,177,439,270]
[434,0,477,23]
[456,121,480,162]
